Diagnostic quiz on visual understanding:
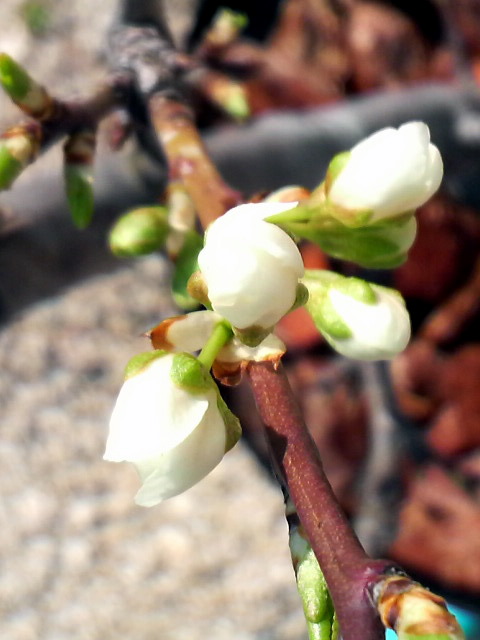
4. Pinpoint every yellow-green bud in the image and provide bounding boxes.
[0,53,51,118]
[64,165,94,229]
[0,53,32,101]
[0,143,23,190]
[109,206,170,257]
